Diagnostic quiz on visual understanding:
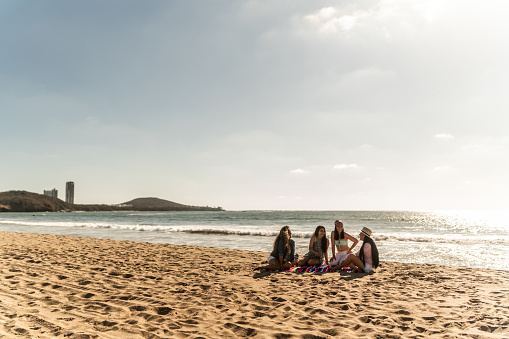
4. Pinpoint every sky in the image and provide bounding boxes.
[1,0,509,211]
